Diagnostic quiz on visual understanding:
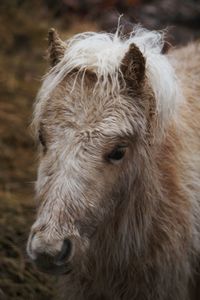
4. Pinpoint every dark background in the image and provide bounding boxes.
[0,1,200,299]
